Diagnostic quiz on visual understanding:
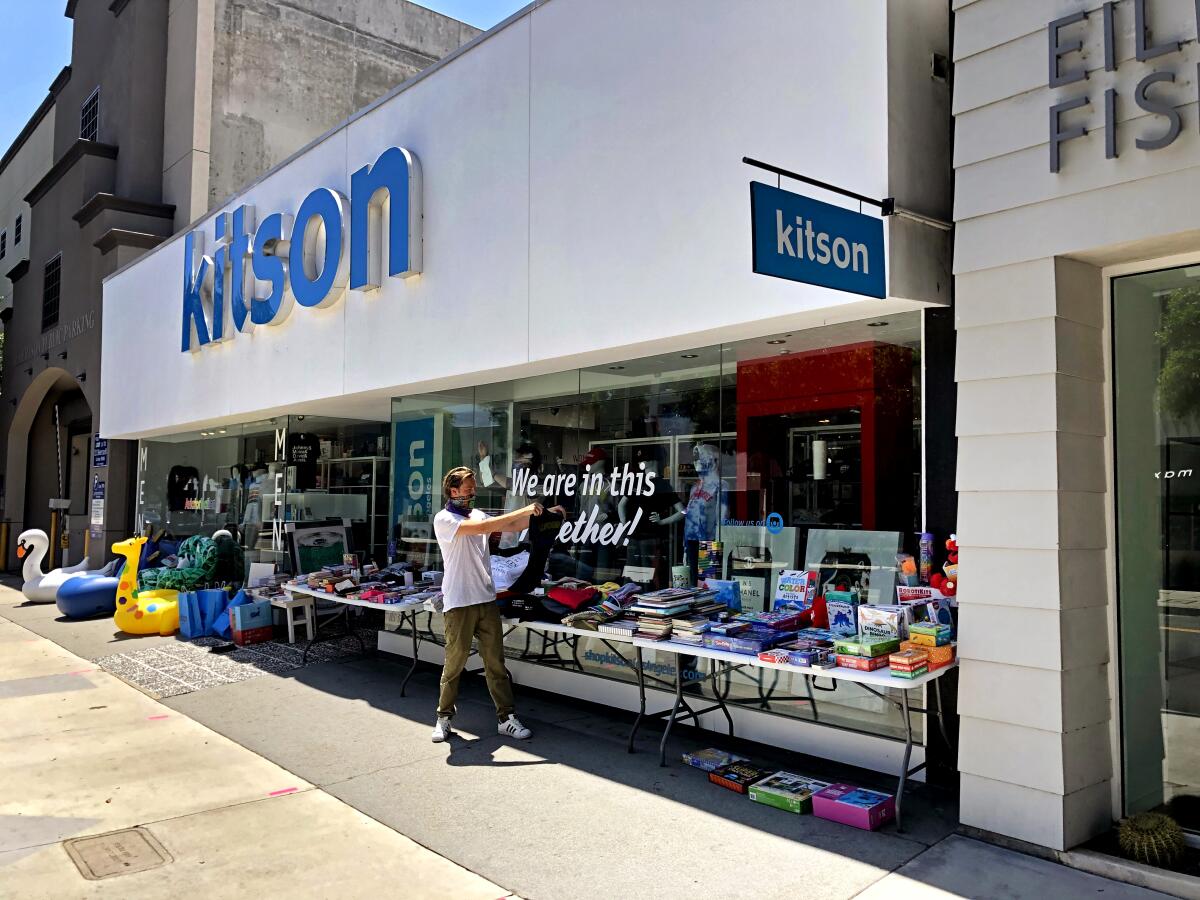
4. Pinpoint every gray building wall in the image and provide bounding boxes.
[0,0,479,565]
[952,0,1200,850]
[207,0,478,209]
